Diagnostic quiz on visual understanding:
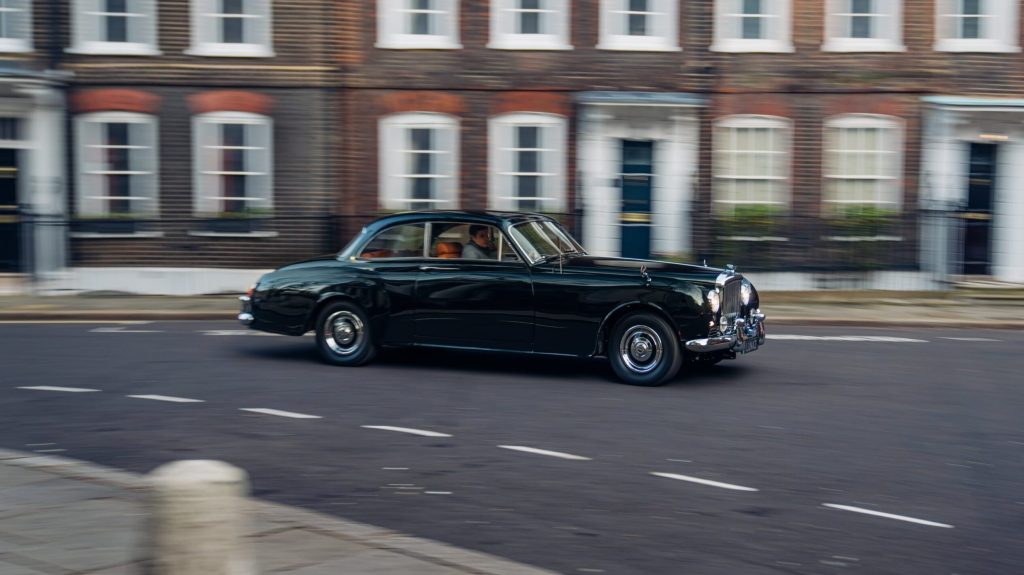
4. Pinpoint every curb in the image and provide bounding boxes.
[0,448,558,575]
